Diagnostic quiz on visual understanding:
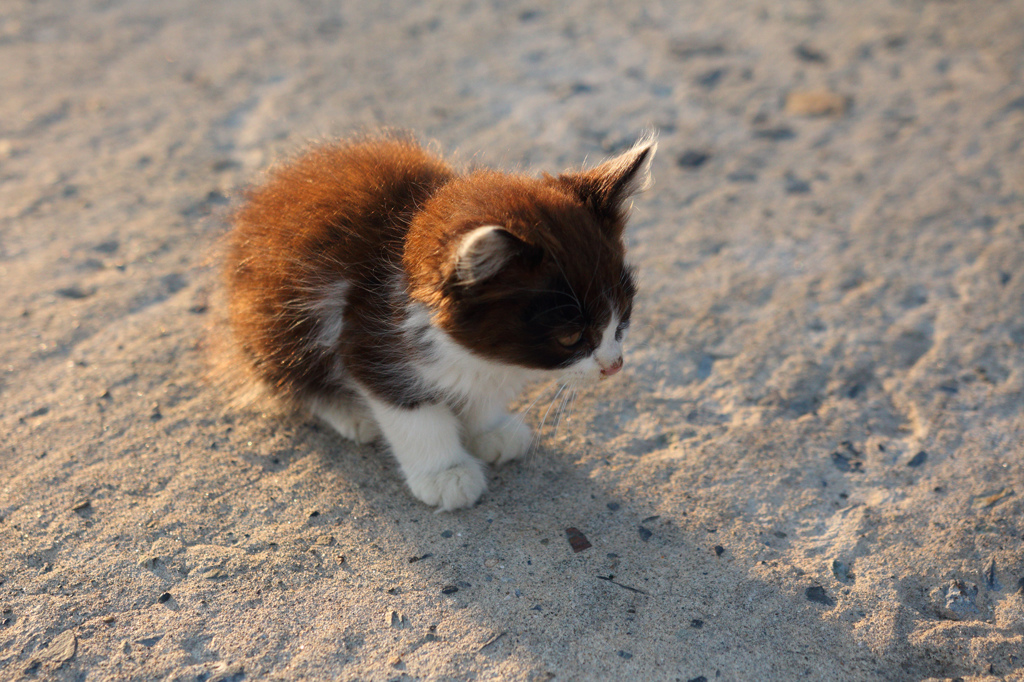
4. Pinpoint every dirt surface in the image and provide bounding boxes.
[2,1,1024,680]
